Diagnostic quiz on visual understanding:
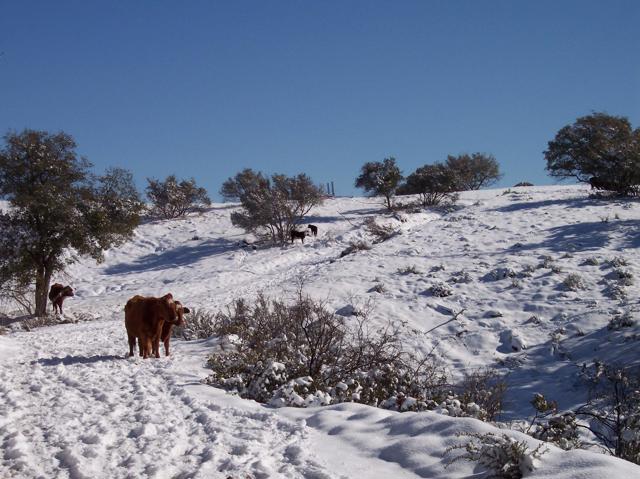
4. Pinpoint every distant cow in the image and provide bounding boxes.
[157,300,190,357]
[307,224,318,237]
[290,230,307,243]
[124,293,187,359]
[48,283,74,315]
